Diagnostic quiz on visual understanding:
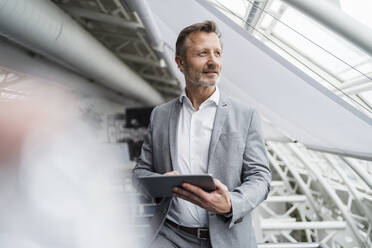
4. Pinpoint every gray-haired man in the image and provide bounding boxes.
[133,20,271,248]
